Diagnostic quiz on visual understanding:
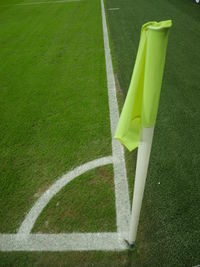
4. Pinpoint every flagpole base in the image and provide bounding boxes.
[124,240,135,250]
